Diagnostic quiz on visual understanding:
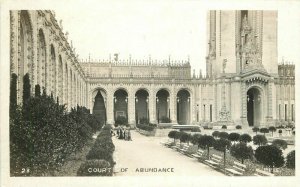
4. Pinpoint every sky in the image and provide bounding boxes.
[53,1,300,75]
